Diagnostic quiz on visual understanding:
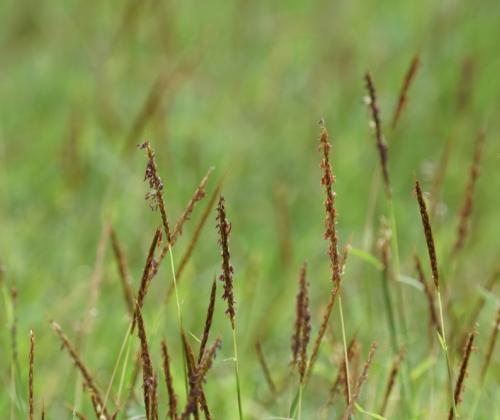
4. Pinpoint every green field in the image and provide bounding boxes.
[1,0,499,418]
